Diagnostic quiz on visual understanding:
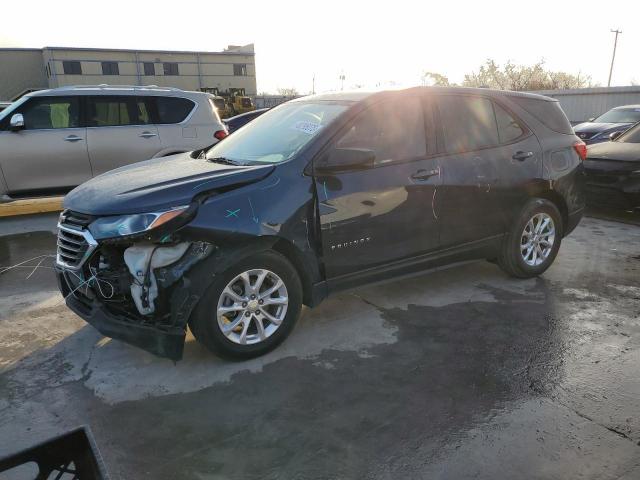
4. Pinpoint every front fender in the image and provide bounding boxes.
[178,164,323,299]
